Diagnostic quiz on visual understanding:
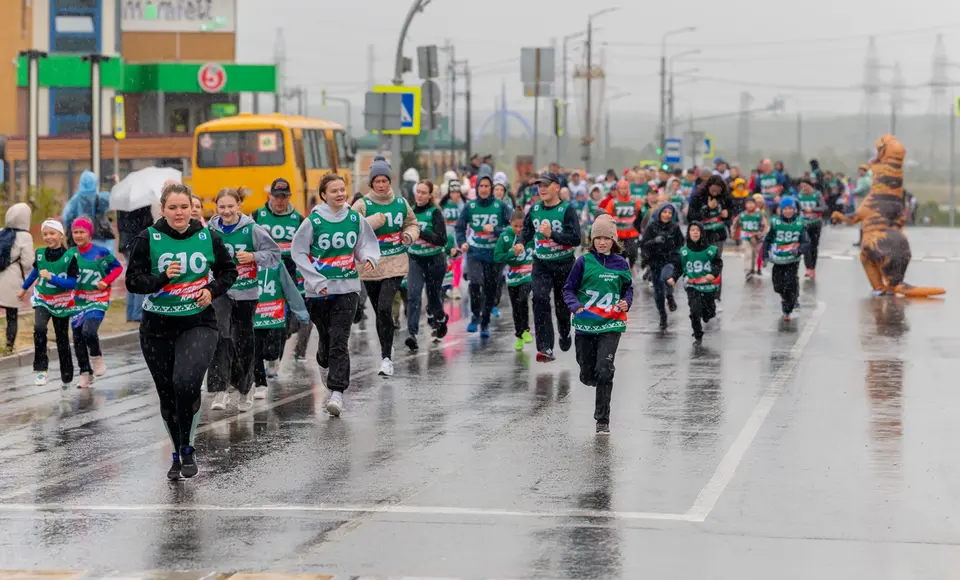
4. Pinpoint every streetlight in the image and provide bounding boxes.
[390,0,433,185]
[603,91,632,160]
[776,94,803,170]
[659,26,697,161]
[561,30,585,164]
[667,49,700,140]
[584,7,620,173]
